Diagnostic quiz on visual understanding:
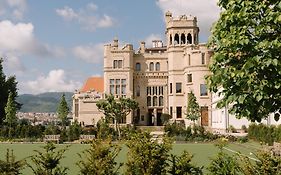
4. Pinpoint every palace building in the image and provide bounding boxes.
[73,12,213,126]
